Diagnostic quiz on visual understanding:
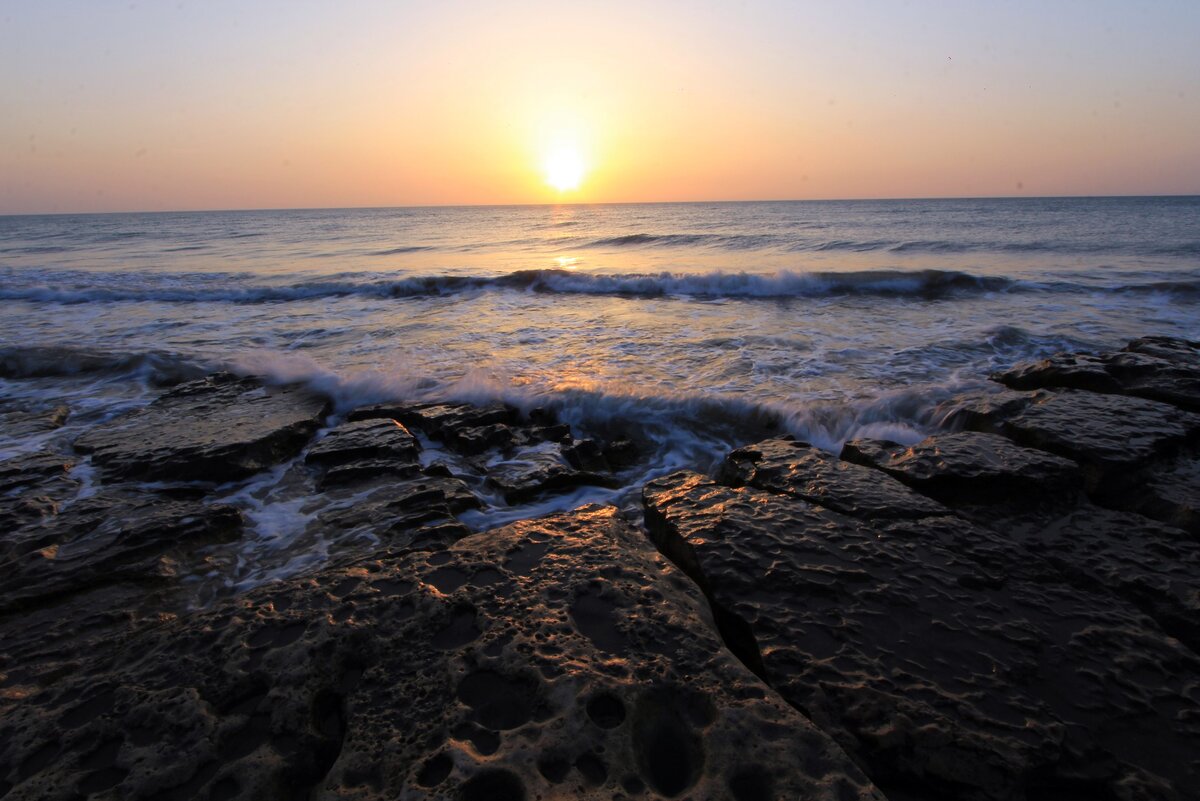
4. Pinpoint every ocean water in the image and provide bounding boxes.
[3,197,1198,595]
